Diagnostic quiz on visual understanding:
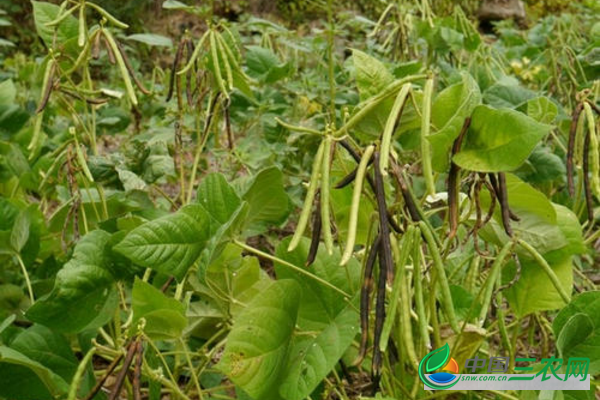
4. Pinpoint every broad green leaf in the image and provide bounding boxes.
[26,230,118,333]
[117,168,147,192]
[218,279,301,400]
[352,49,395,138]
[245,46,291,83]
[0,80,16,105]
[482,82,536,109]
[429,72,481,172]
[131,279,187,340]
[114,204,212,281]
[0,346,69,400]
[478,174,568,255]
[527,96,558,124]
[275,238,360,400]
[196,172,241,225]
[10,209,30,253]
[454,105,552,172]
[31,1,78,49]
[517,146,565,184]
[553,291,600,374]
[425,343,451,373]
[352,49,393,100]
[242,167,289,235]
[504,254,572,318]
[9,325,78,384]
[127,33,173,47]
